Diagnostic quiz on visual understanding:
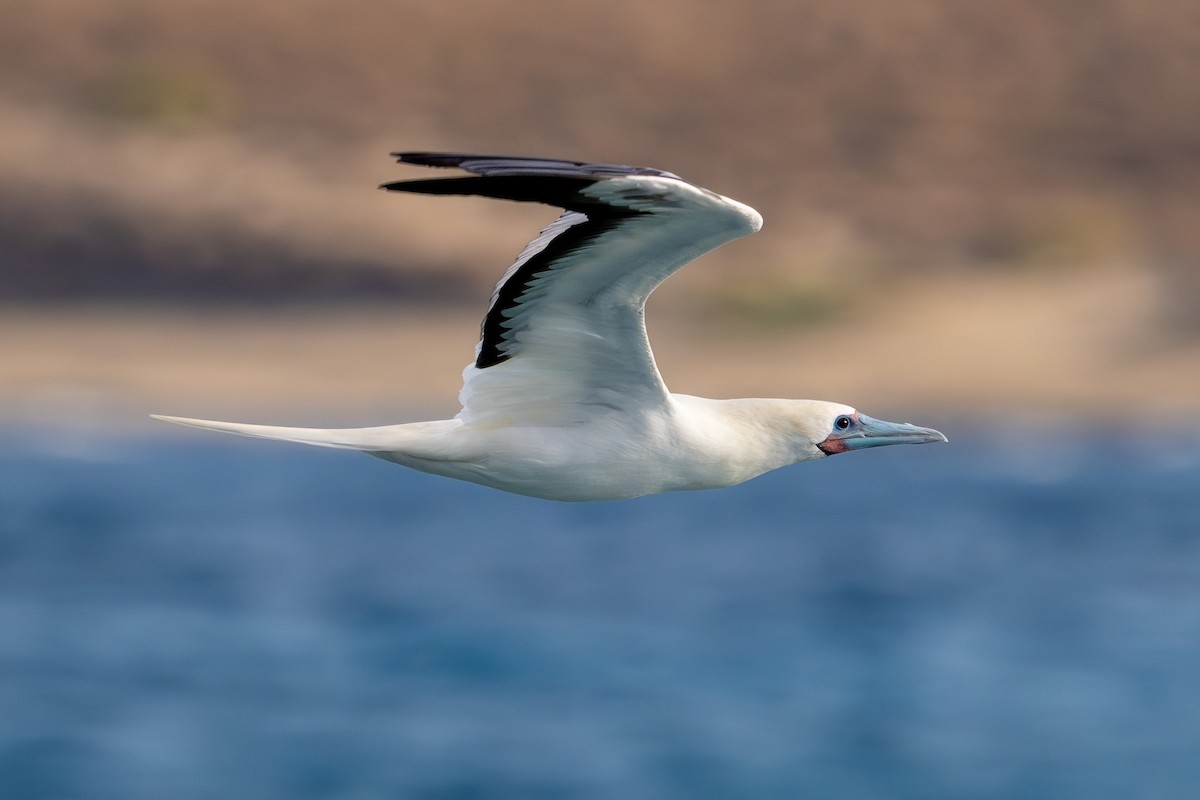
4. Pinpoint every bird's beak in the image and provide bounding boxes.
[818,413,948,455]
